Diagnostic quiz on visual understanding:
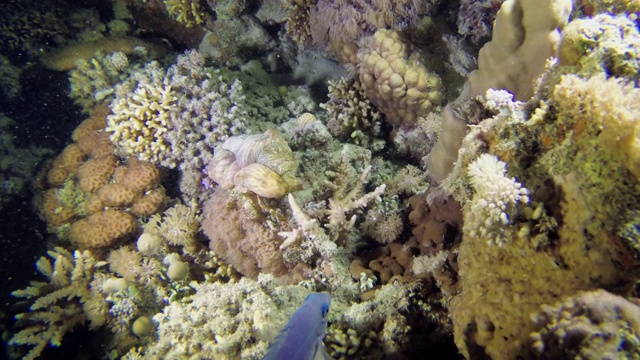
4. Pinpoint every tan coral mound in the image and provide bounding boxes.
[358,29,442,126]
[69,210,139,249]
[36,107,166,249]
